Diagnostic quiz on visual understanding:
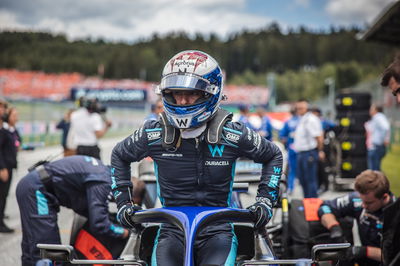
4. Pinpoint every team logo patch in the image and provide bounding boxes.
[208,144,225,157]
[174,117,192,128]
[205,160,229,166]
[226,132,240,143]
[337,195,350,208]
[147,131,161,141]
